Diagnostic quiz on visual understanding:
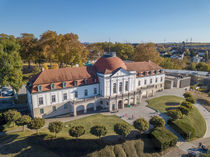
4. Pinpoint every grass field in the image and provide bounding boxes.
[147,95,184,113]
[147,95,206,140]
[0,114,170,157]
